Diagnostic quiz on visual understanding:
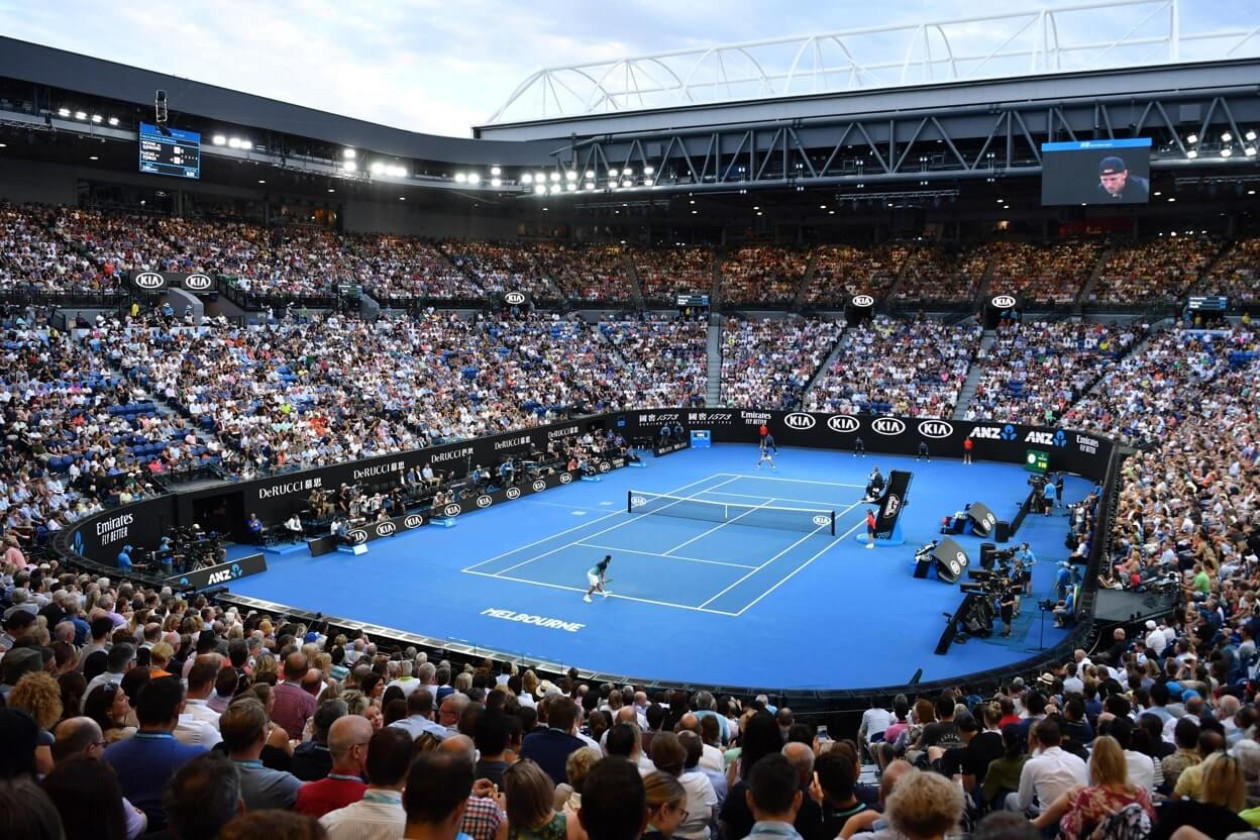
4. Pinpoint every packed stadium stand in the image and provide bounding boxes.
[3,16,1260,840]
